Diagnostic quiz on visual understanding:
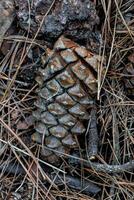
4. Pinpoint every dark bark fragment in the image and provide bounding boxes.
[0,161,101,196]
[15,0,101,51]
[50,174,101,195]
